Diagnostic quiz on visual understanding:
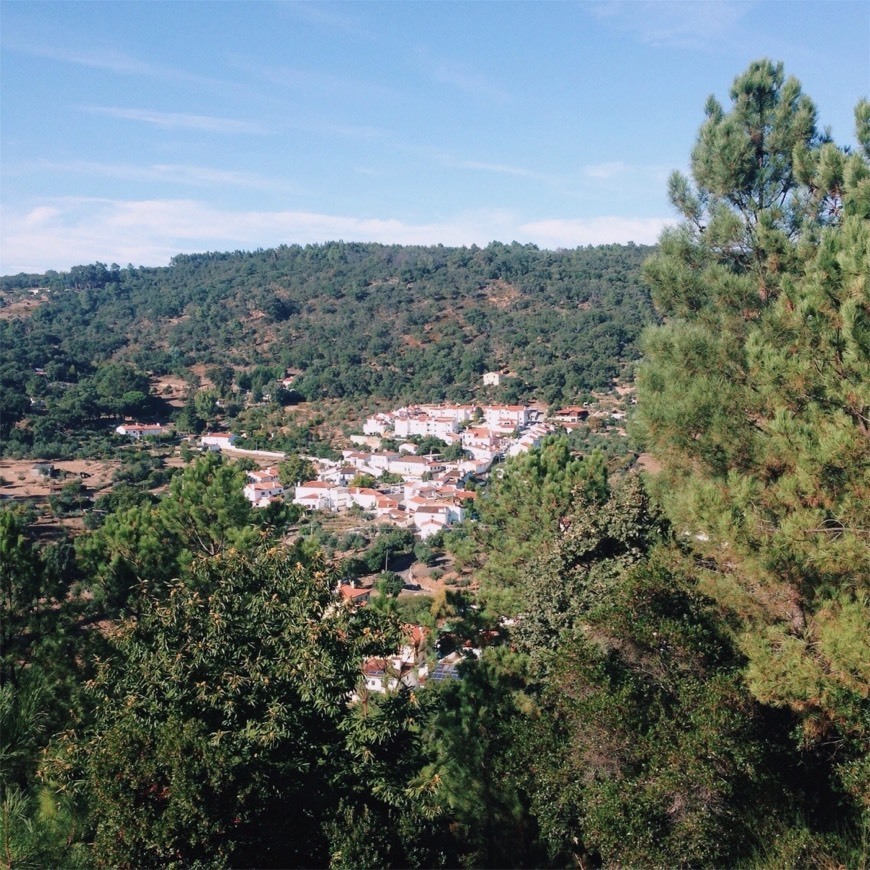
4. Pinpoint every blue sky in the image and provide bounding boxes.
[1,0,867,274]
